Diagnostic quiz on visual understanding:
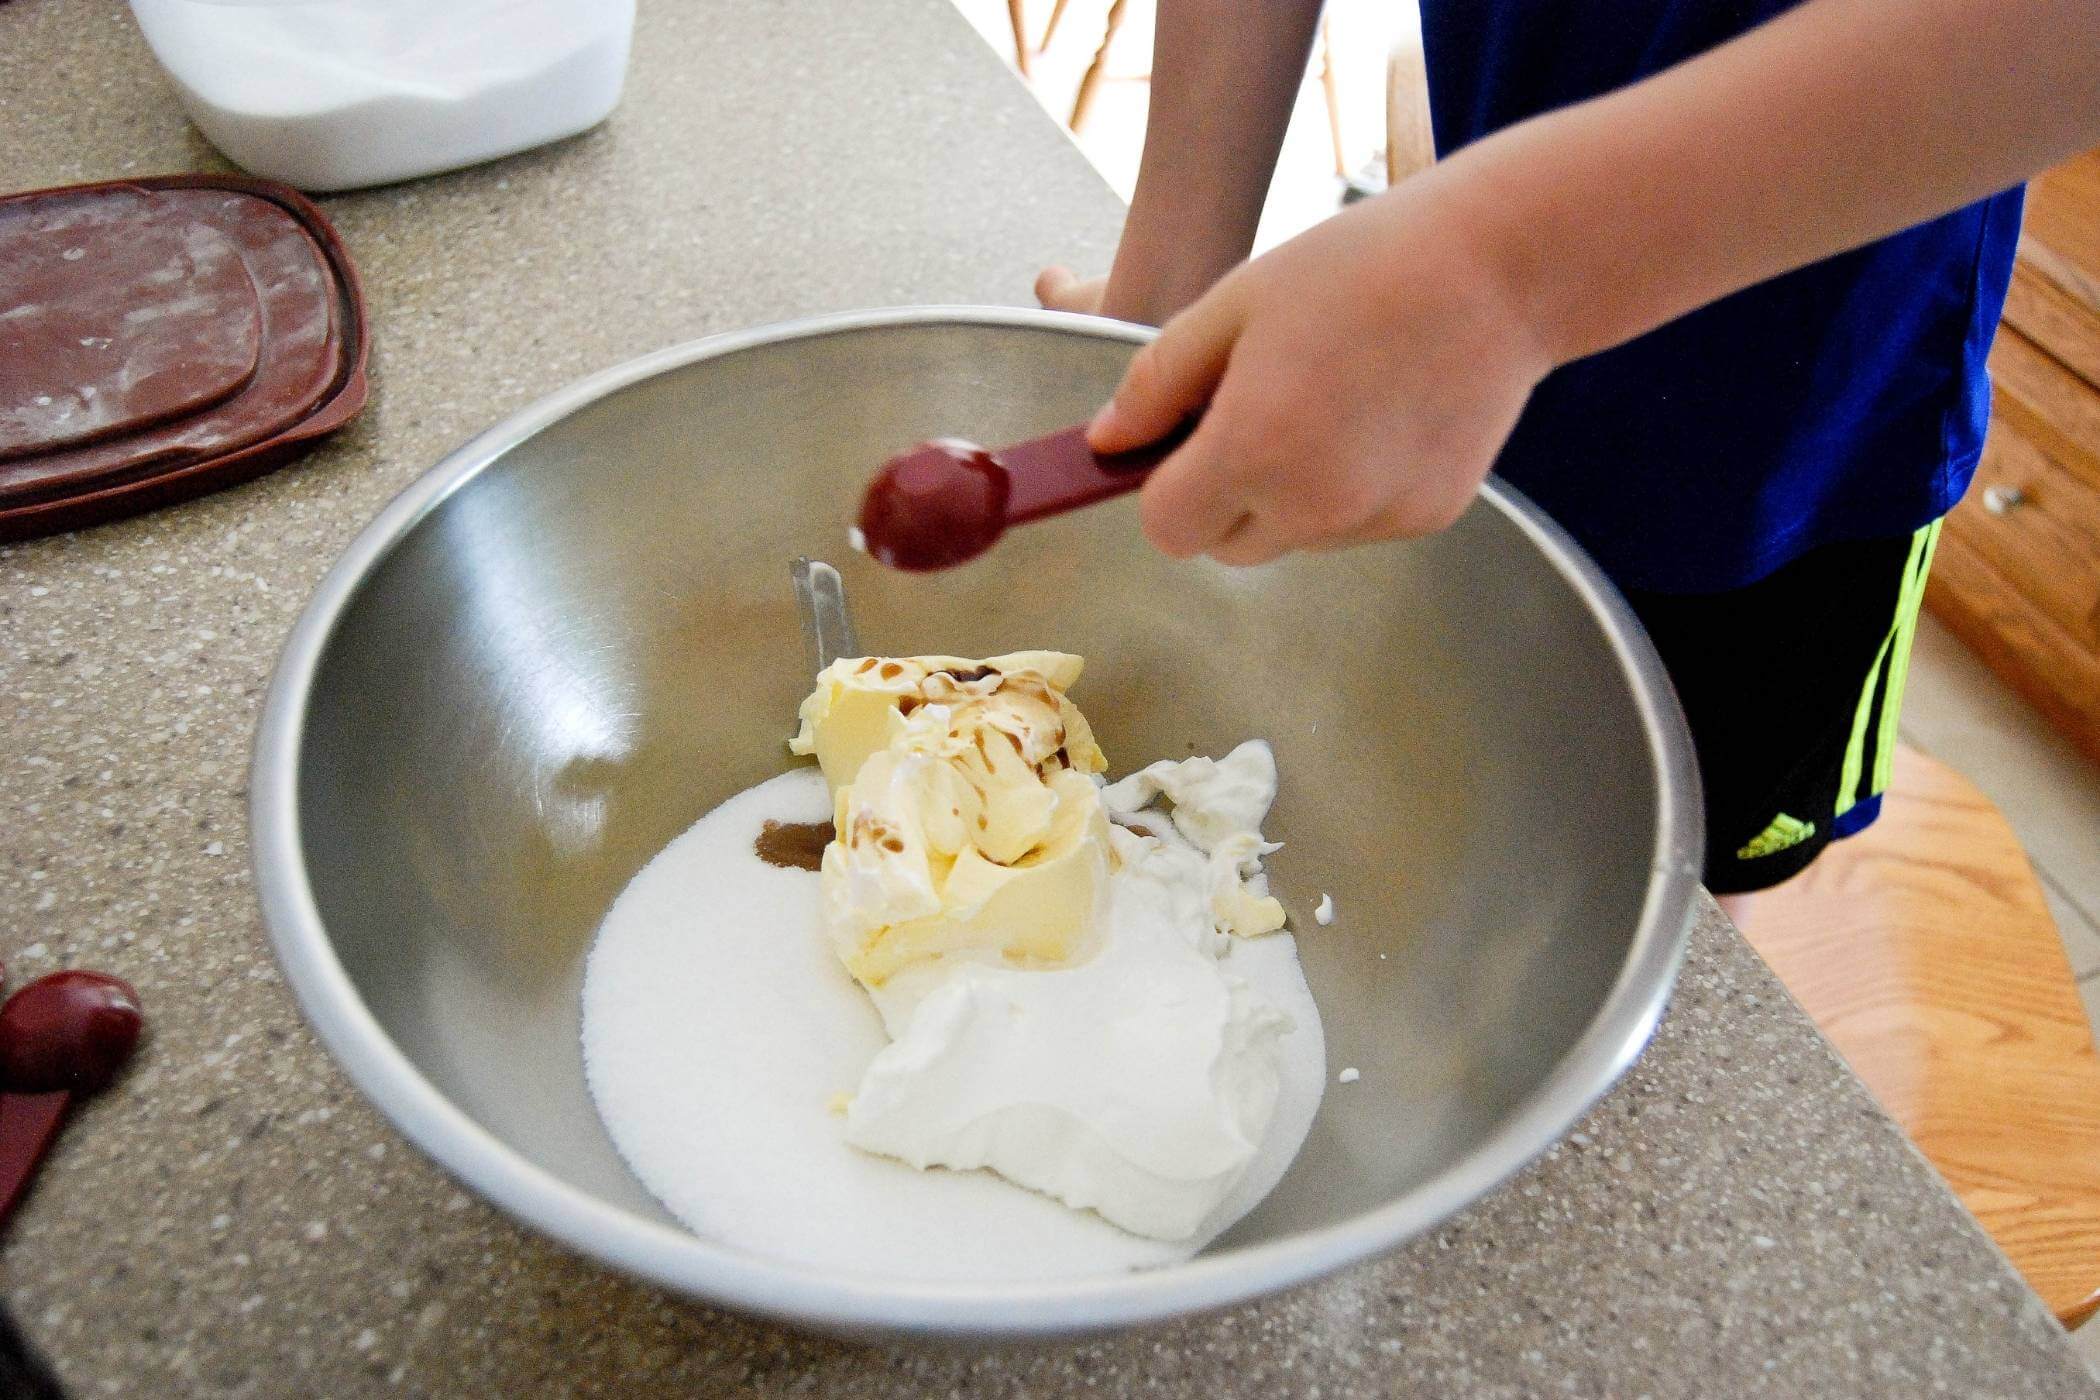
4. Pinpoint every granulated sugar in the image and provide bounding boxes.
[581,767,1325,1283]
